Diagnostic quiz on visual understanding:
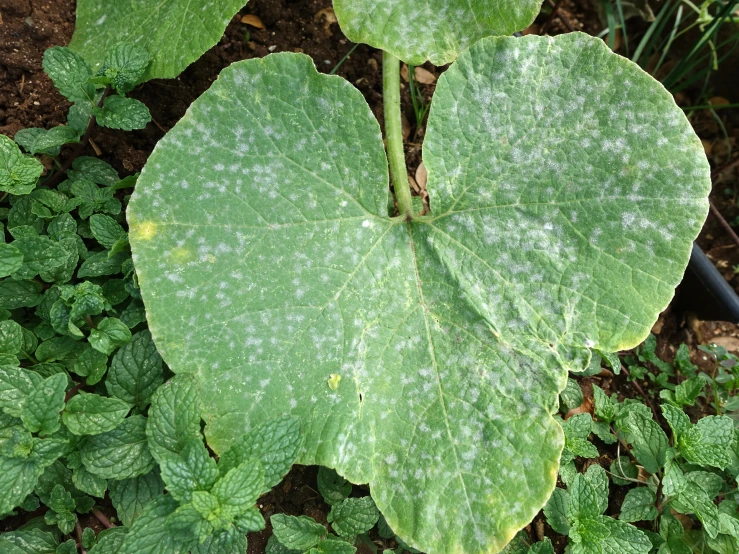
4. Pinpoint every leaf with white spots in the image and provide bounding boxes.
[333,0,543,65]
[129,35,709,554]
[70,0,249,80]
